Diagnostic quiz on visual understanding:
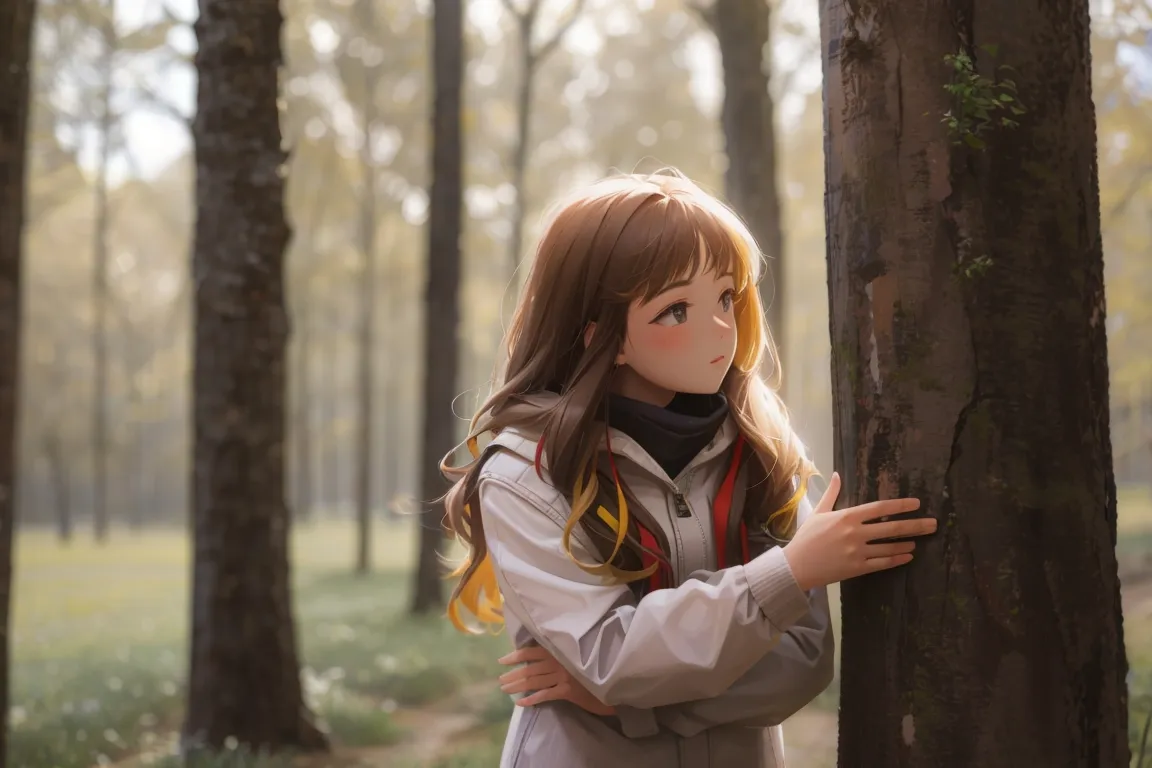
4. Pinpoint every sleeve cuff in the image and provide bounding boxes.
[615,704,660,738]
[742,546,811,631]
